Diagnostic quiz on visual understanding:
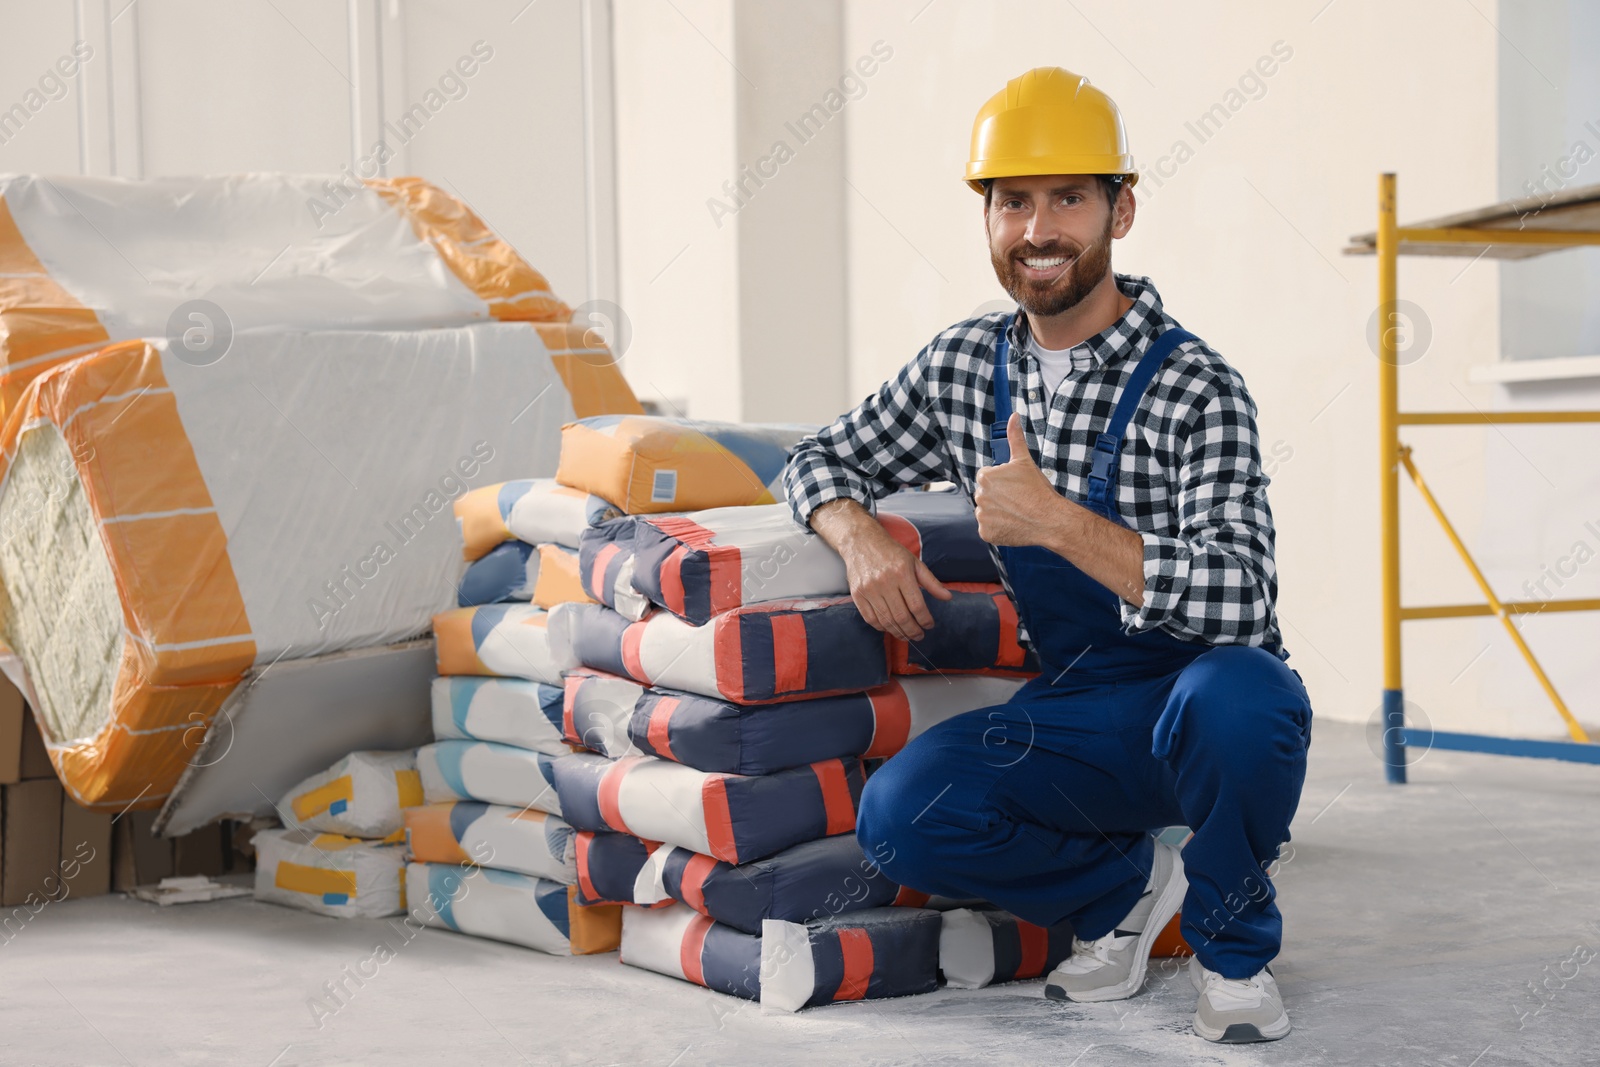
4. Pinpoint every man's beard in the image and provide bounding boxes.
[989,214,1115,318]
